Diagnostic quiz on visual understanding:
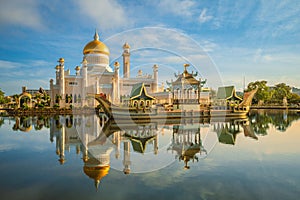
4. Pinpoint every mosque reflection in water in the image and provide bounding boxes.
[8,109,300,189]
